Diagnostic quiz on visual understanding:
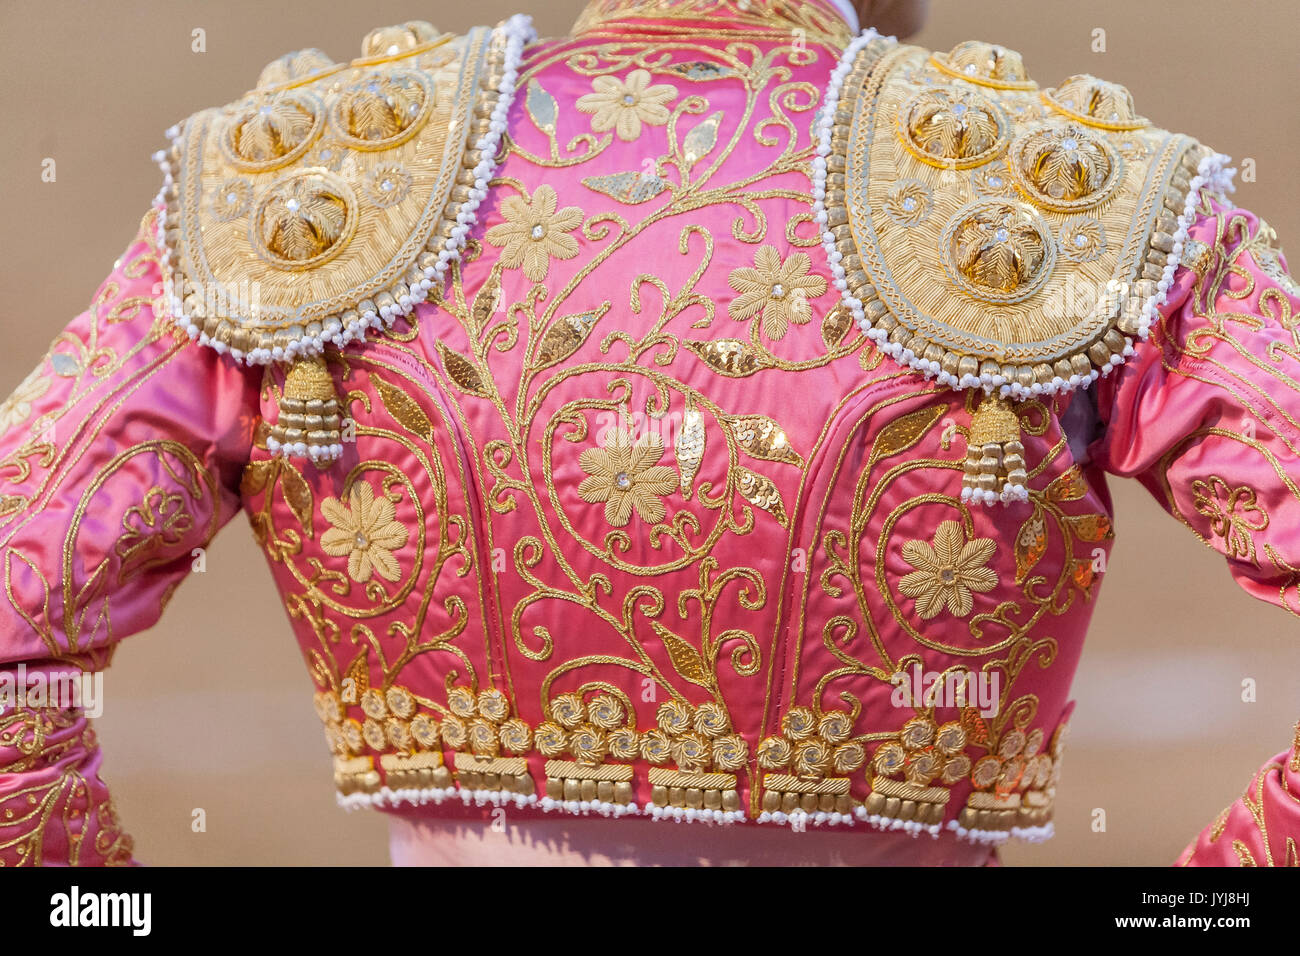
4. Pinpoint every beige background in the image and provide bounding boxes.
[0,0,1296,865]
